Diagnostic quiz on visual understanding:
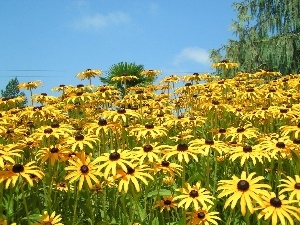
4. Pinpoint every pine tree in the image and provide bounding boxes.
[210,0,300,75]
[1,77,27,106]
